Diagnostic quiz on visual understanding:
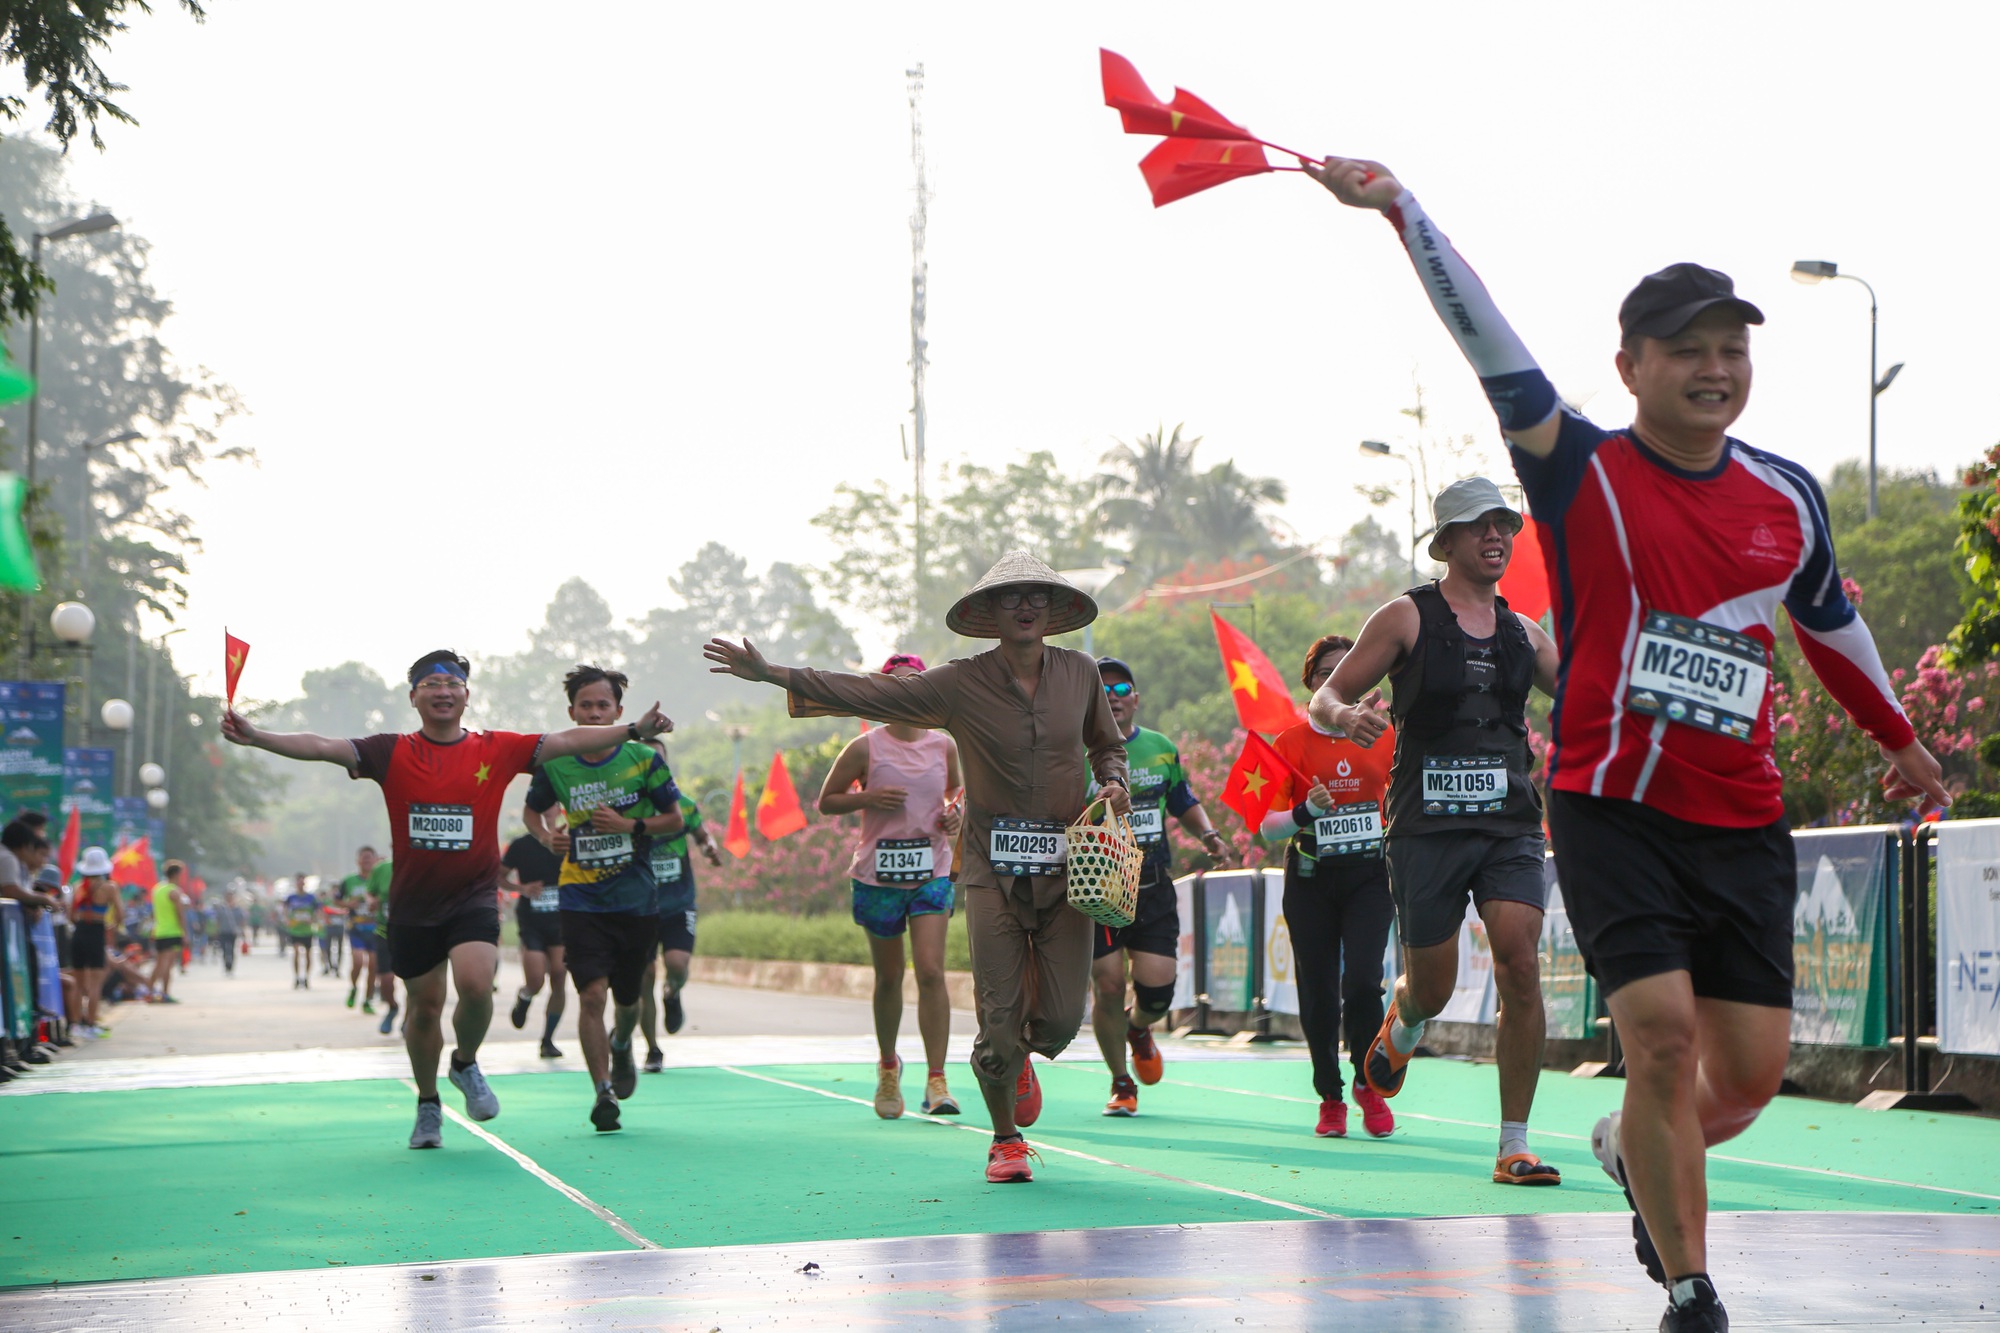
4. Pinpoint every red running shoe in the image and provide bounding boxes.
[1315,1099,1348,1138]
[1013,1056,1042,1128]
[1353,1083,1396,1138]
[1127,1024,1164,1086]
[986,1138,1039,1183]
